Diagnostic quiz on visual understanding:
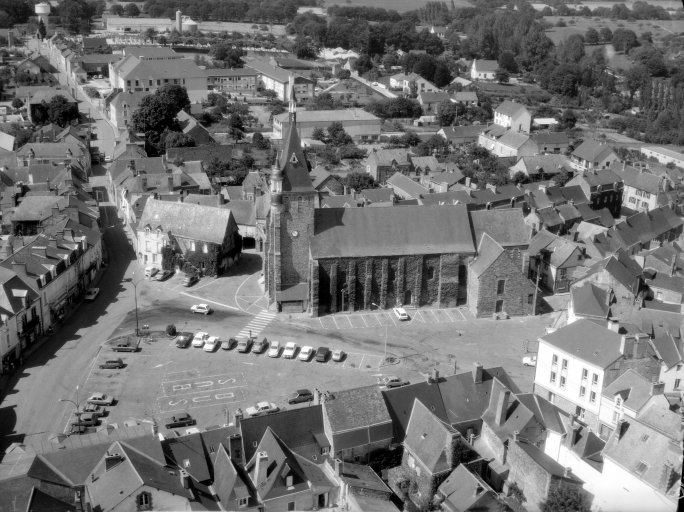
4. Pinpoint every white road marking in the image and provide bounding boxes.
[179,292,240,310]
[218,379,236,385]
[192,395,212,403]
[173,384,192,391]
[195,381,213,388]
[215,393,234,400]
[153,361,173,368]
[169,399,187,406]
